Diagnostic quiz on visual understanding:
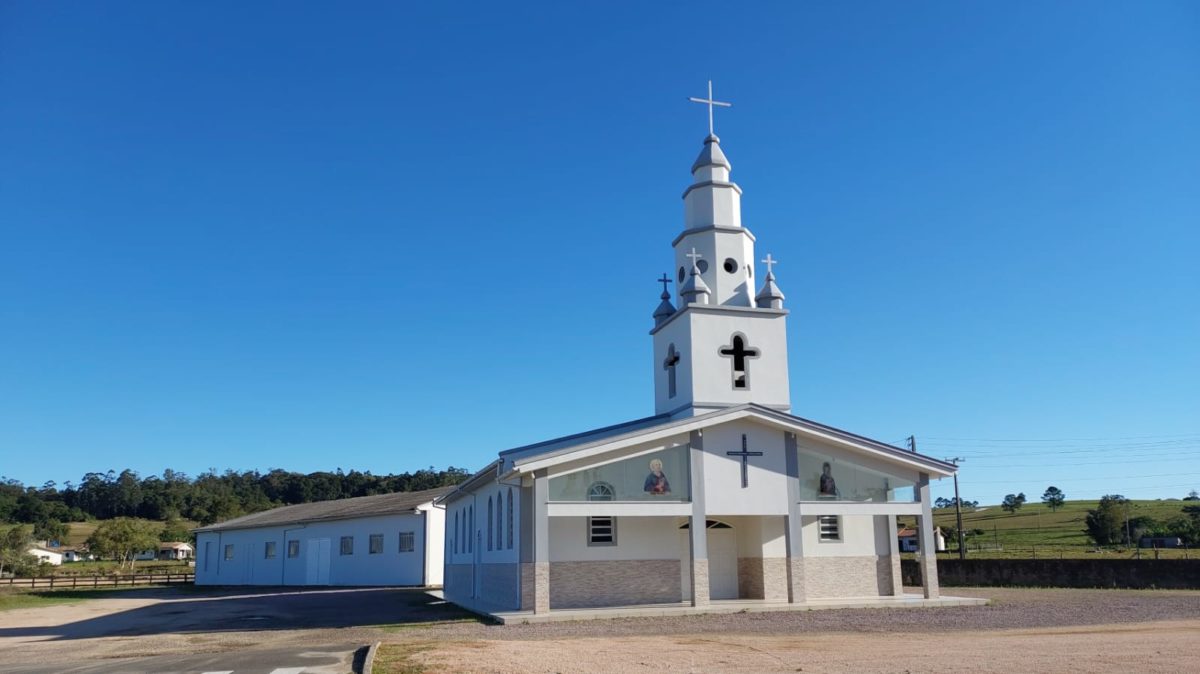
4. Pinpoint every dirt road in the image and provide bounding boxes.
[401,620,1200,673]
